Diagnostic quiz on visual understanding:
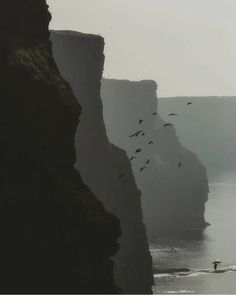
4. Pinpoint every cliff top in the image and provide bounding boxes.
[51,30,104,43]
[102,78,158,88]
